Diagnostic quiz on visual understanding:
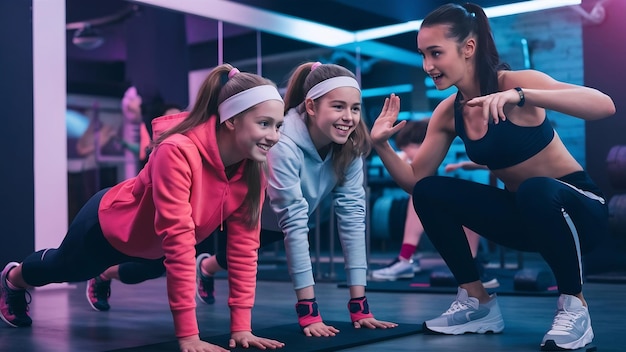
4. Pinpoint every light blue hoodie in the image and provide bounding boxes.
[267,108,368,290]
